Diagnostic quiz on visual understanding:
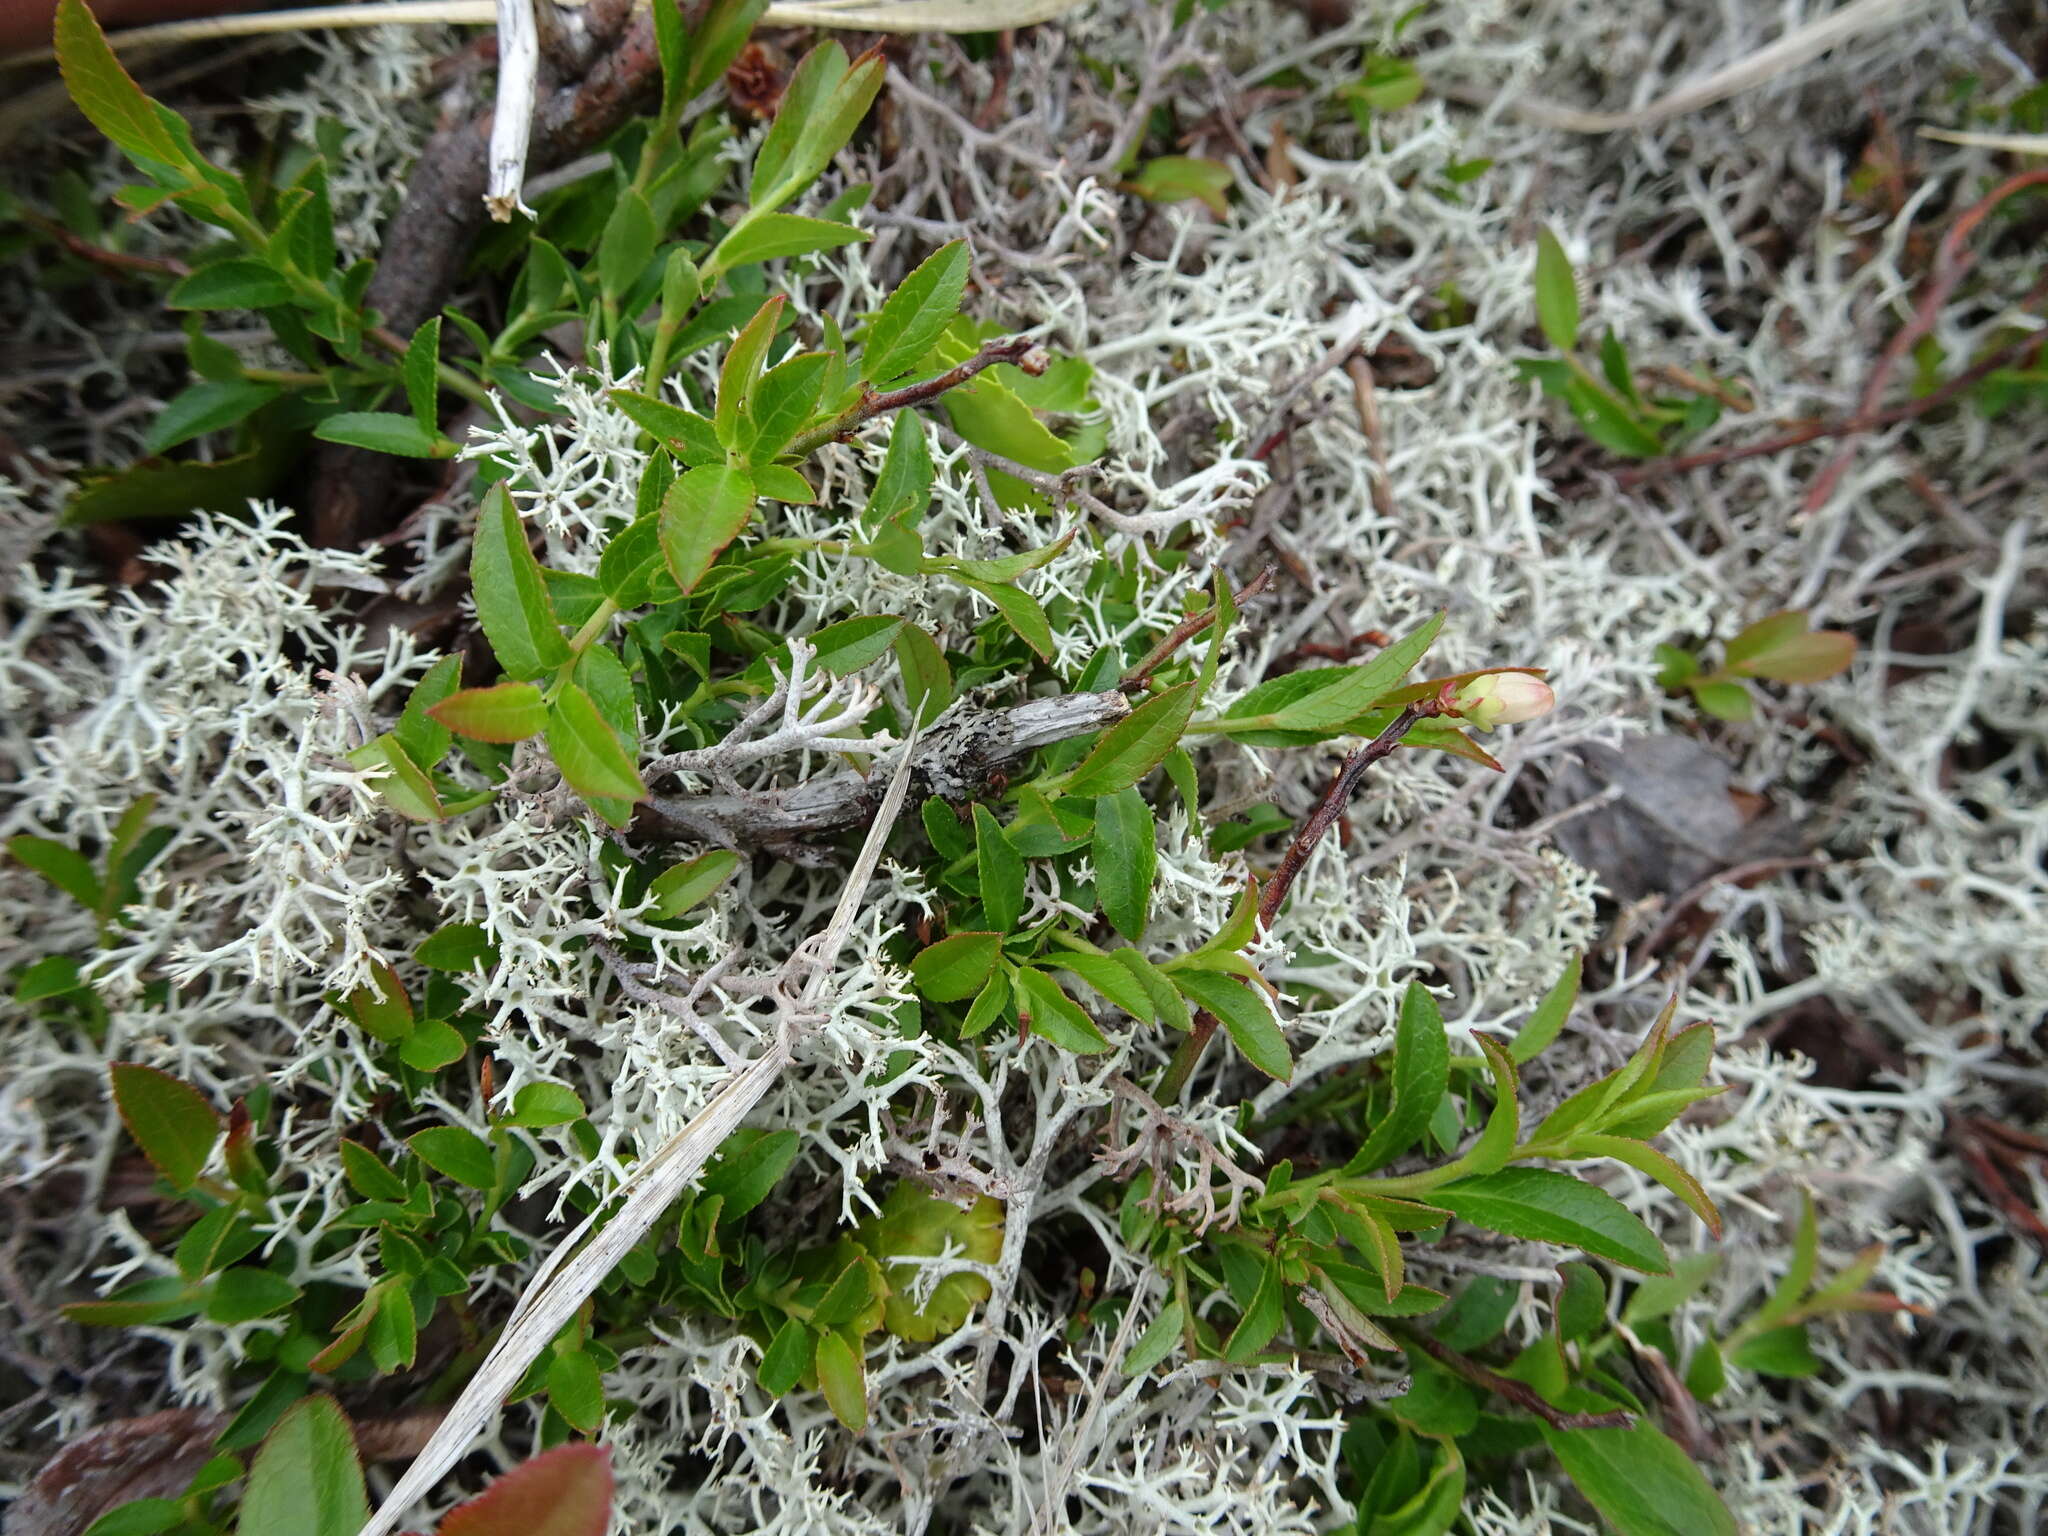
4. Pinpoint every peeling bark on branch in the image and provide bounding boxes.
[633,690,1130,850]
